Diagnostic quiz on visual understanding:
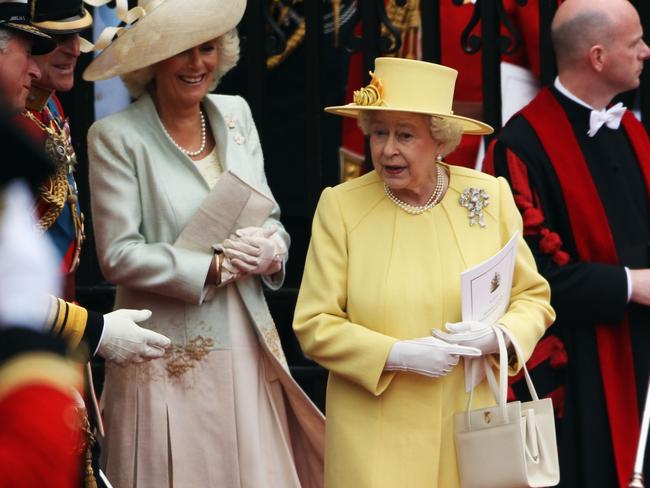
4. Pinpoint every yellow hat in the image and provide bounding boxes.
[325,57,493,135]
